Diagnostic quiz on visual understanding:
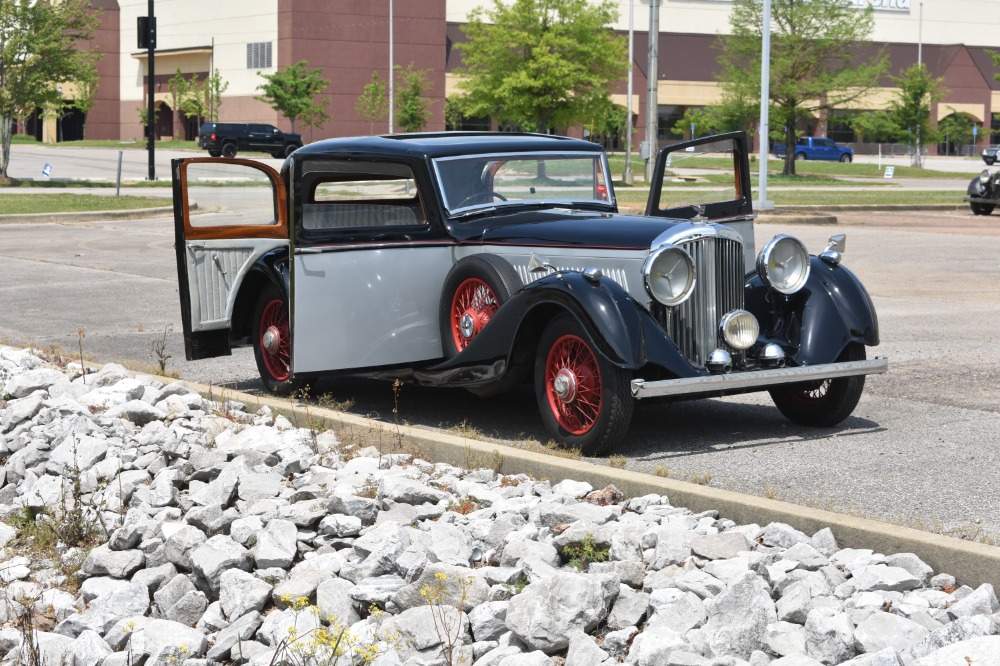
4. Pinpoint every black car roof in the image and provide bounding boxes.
[293,132,604,159]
